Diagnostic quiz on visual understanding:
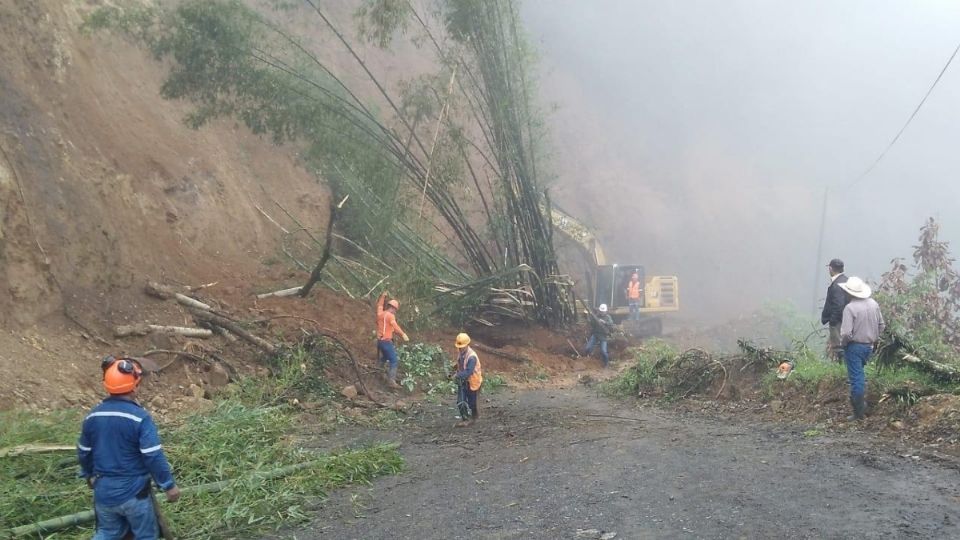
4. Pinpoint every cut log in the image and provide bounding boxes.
[114,325,213,339]
[256,287,303,299]
[190,309,276,354]
[144,281,176,300]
